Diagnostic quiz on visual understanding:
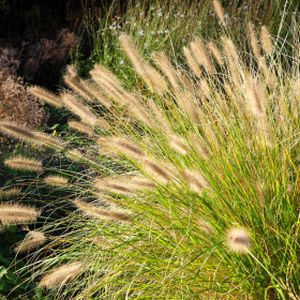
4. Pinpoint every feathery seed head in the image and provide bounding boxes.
[152,51,179,90]
[213,0,226,26]
[14,231,46,253]
[183,169,209,194]
[244,75,266,117]
[68,120,94,137]
[32,132,66,150]
[61,92,99,127]
[65,149,85,162]
[73,199,130,222]
[168,134,189,155]
[141,159,173,185]
[226,227,251,254]
[190,135,210,159]
[0,122,65,150]
[0,122,36,144]
[39,262,83,289]
[197,219,213,234]
[81,79,112,109]
[200,79,211,99]
[28,86,63,108]
[94,176,136,195]
[183,46,202,77]
[91,65,153,125]
[207,41,224,66]
[0,187,21,200]
[97,137,145,160]
[119,33,168,94]
[190,38,214,74]
[0,203,40,224]
[221,37,240,85]
[94,175,154,195]
[65,64,77,78]
[63,74,94,102]
[260,26,273,56]
[43,175,69,187]
[4,157,43,172]
[248,23,261,59]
